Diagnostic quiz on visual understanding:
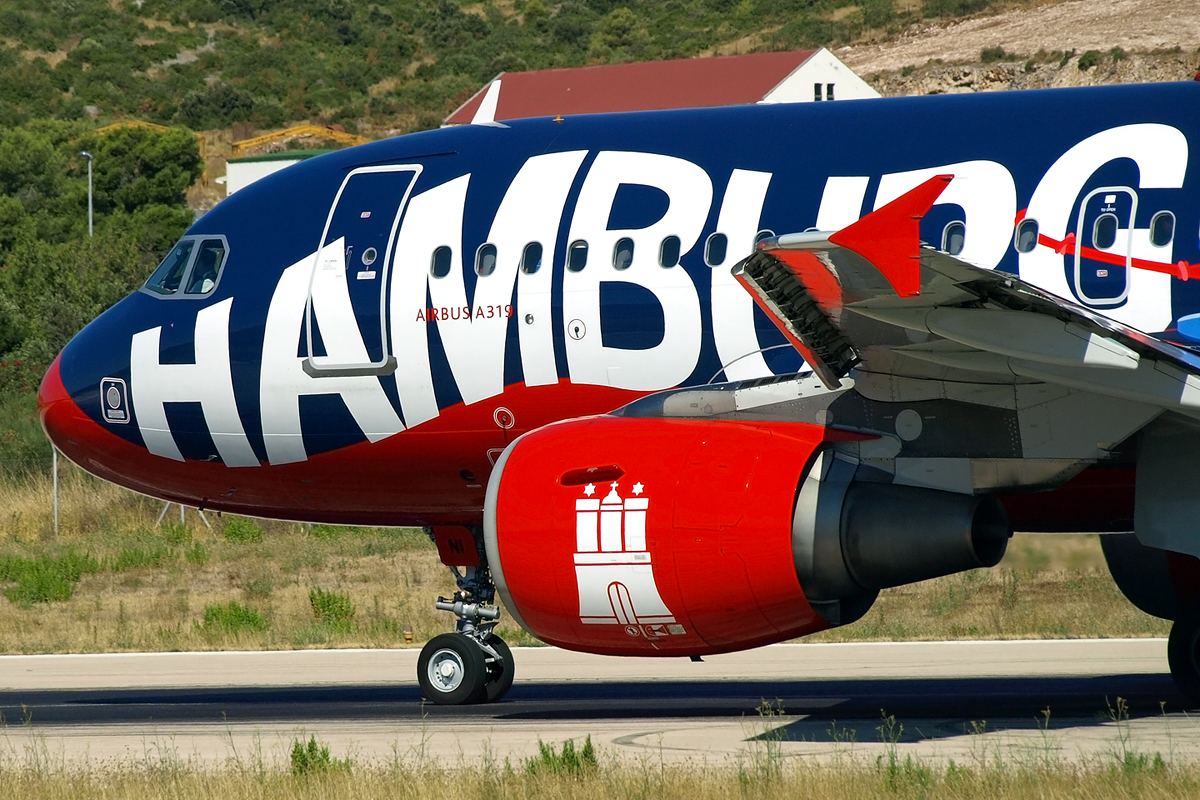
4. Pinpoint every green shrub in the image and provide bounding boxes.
[1110,46,1127,63]
[223,517,263,543]
[107,543,174,572]
[160,522,192,545]
[0,551,100,606]
[1078,49,1102,70]
[525,736,597,776]
[290,735,350,776]
[244,573,274,599]
[309,524,352,540]
[309,587,355,630]
[199,601,268,634]
[184,542,209,567]
[980,46,1005,63]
